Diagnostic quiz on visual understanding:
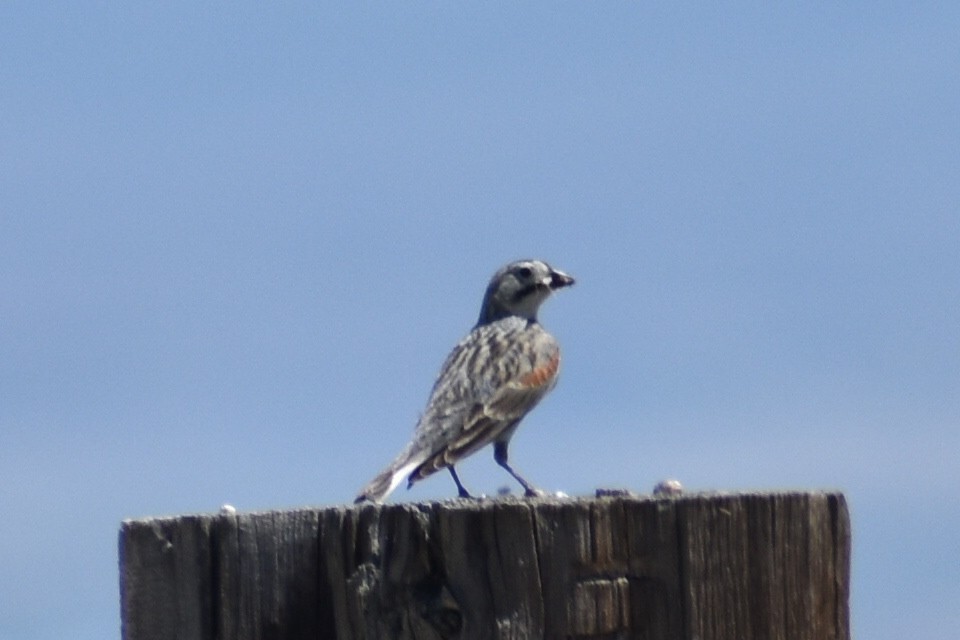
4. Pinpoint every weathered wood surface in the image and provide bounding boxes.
[119,491,849,640]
